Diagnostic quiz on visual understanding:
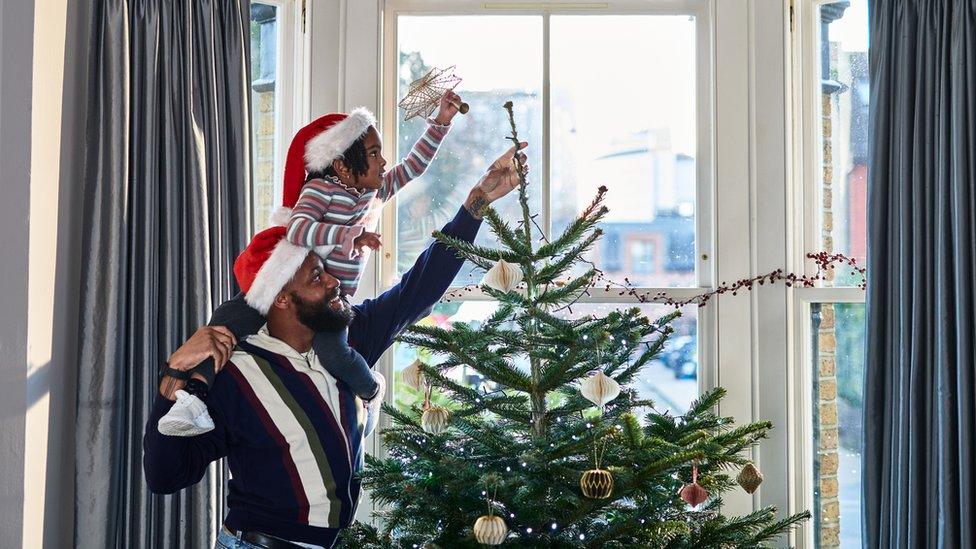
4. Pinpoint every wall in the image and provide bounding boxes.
[24,0,89,545]
[0,0,88,546]
[0,0,36,545]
